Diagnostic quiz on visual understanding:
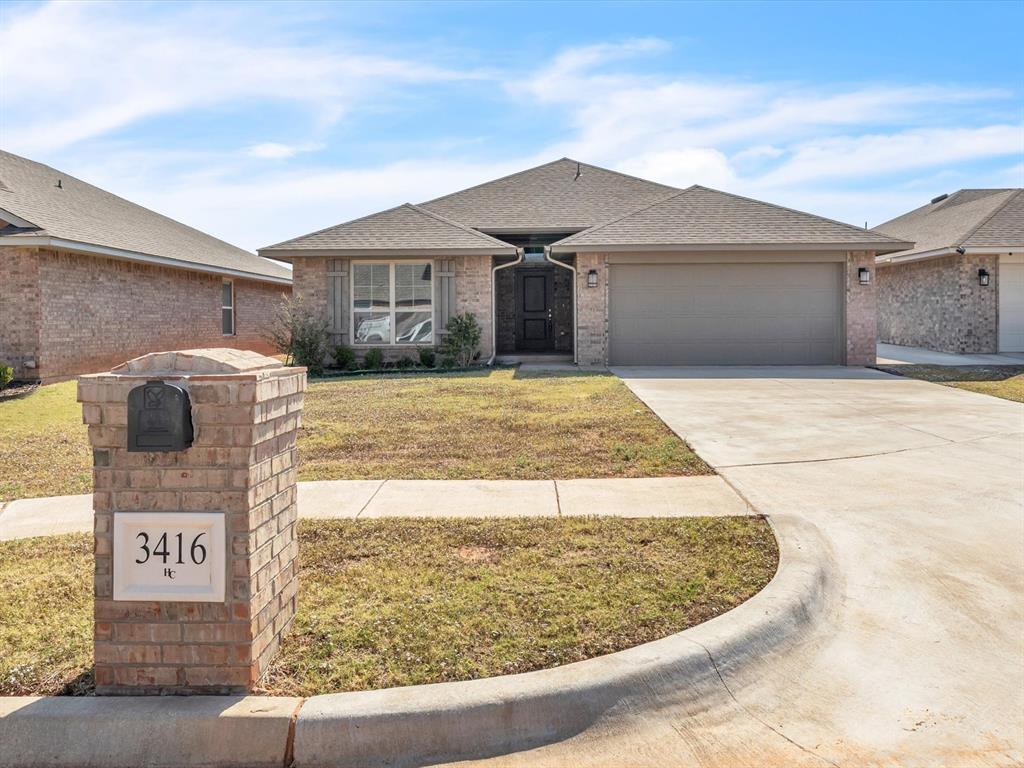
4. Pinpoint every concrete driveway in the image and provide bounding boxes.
[451,367,1024,767]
